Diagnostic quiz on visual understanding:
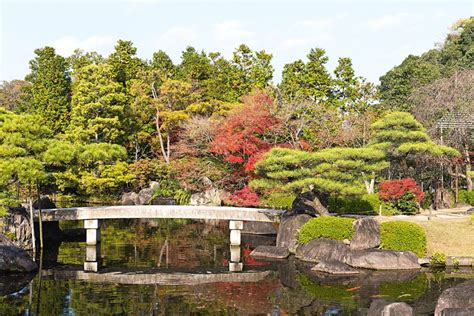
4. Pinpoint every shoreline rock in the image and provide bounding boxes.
[276,214,312,254]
